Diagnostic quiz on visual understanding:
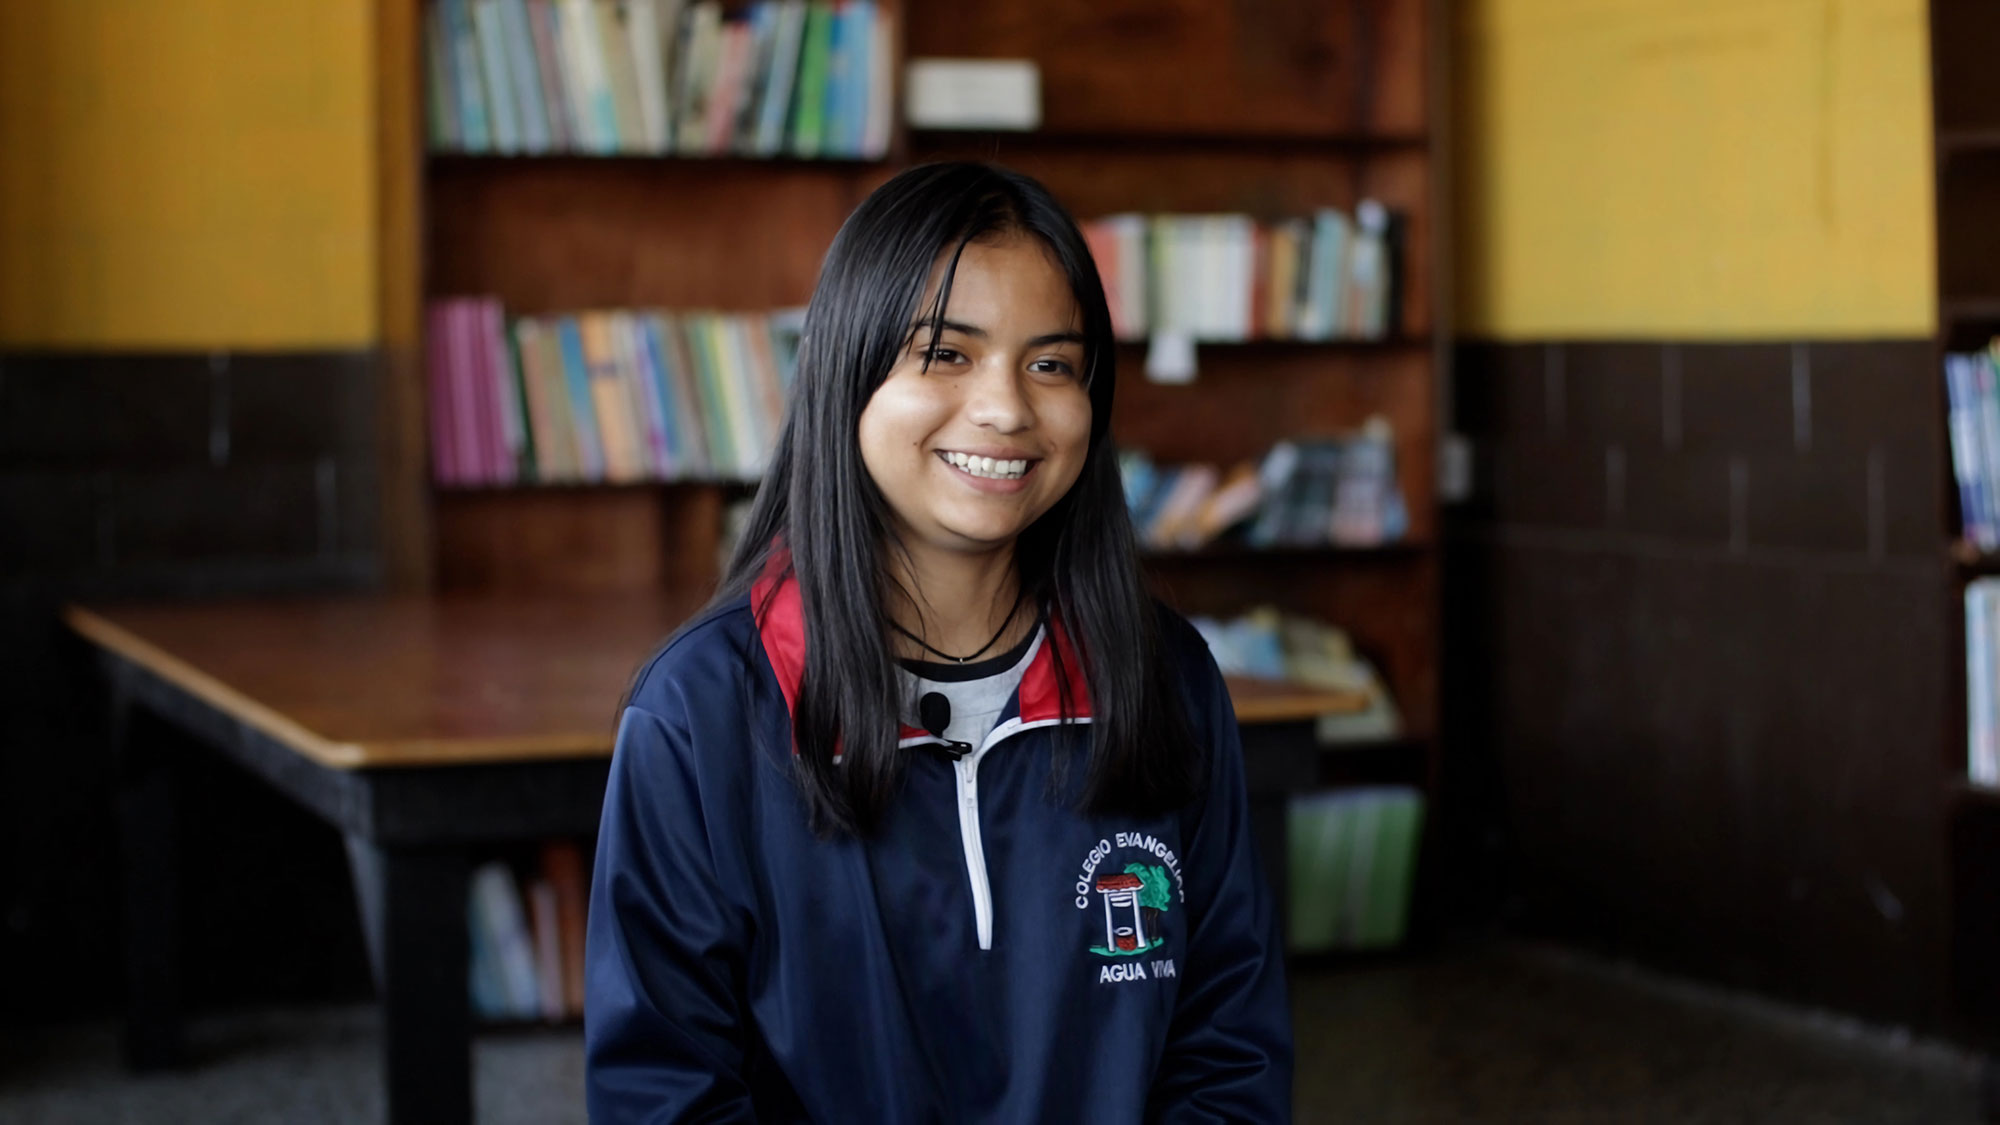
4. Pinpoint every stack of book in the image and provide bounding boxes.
[1120,418,1407,552]
[426,0,893,158]
[1966,579,2000,787]
[427,297,803,486]
[1946,342,2000,552]
[1082,204,1402,343]
[1190,606,1401,743]
[1286,787,1424,953]
[468,841,590,1023]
